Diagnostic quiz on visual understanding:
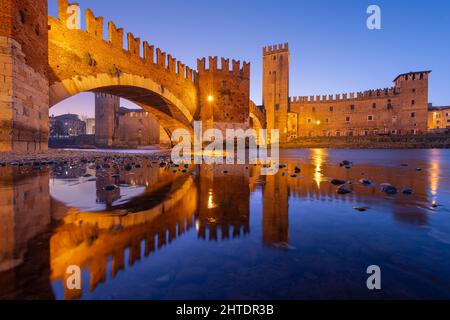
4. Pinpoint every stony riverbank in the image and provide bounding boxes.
[281,134,450,149]
[0,149,170,164]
